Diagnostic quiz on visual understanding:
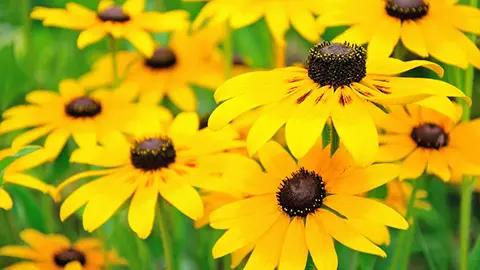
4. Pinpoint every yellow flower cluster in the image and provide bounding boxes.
[1,0,479,269]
